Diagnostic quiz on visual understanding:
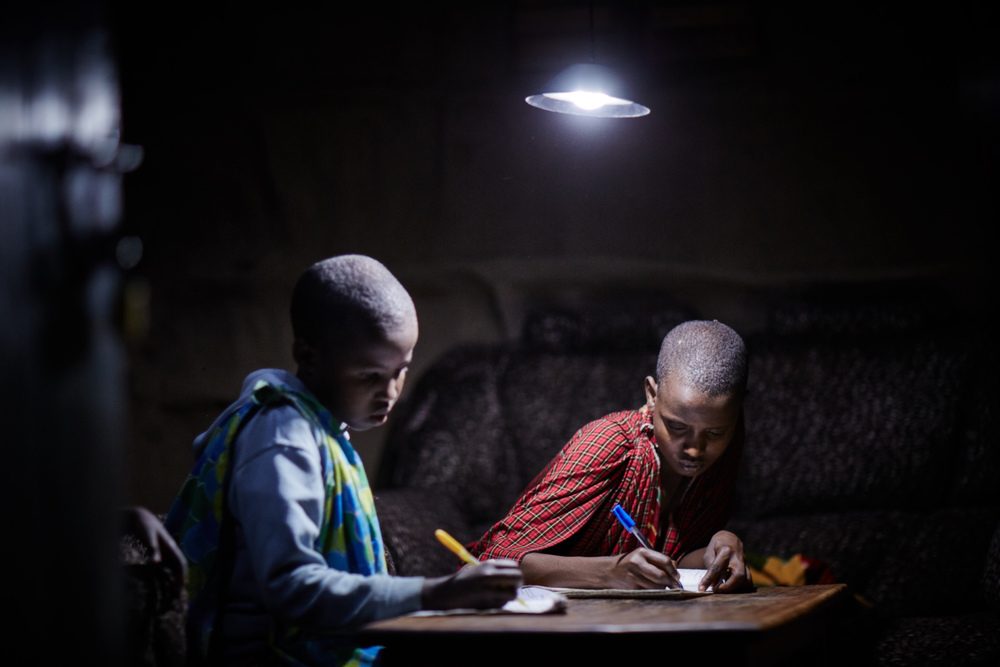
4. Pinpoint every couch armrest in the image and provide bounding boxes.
[120,535,187,666]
